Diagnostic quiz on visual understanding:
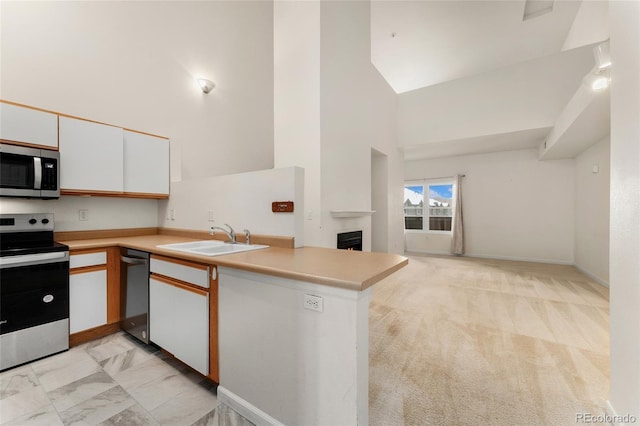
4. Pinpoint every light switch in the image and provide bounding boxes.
[592,164,600,174]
